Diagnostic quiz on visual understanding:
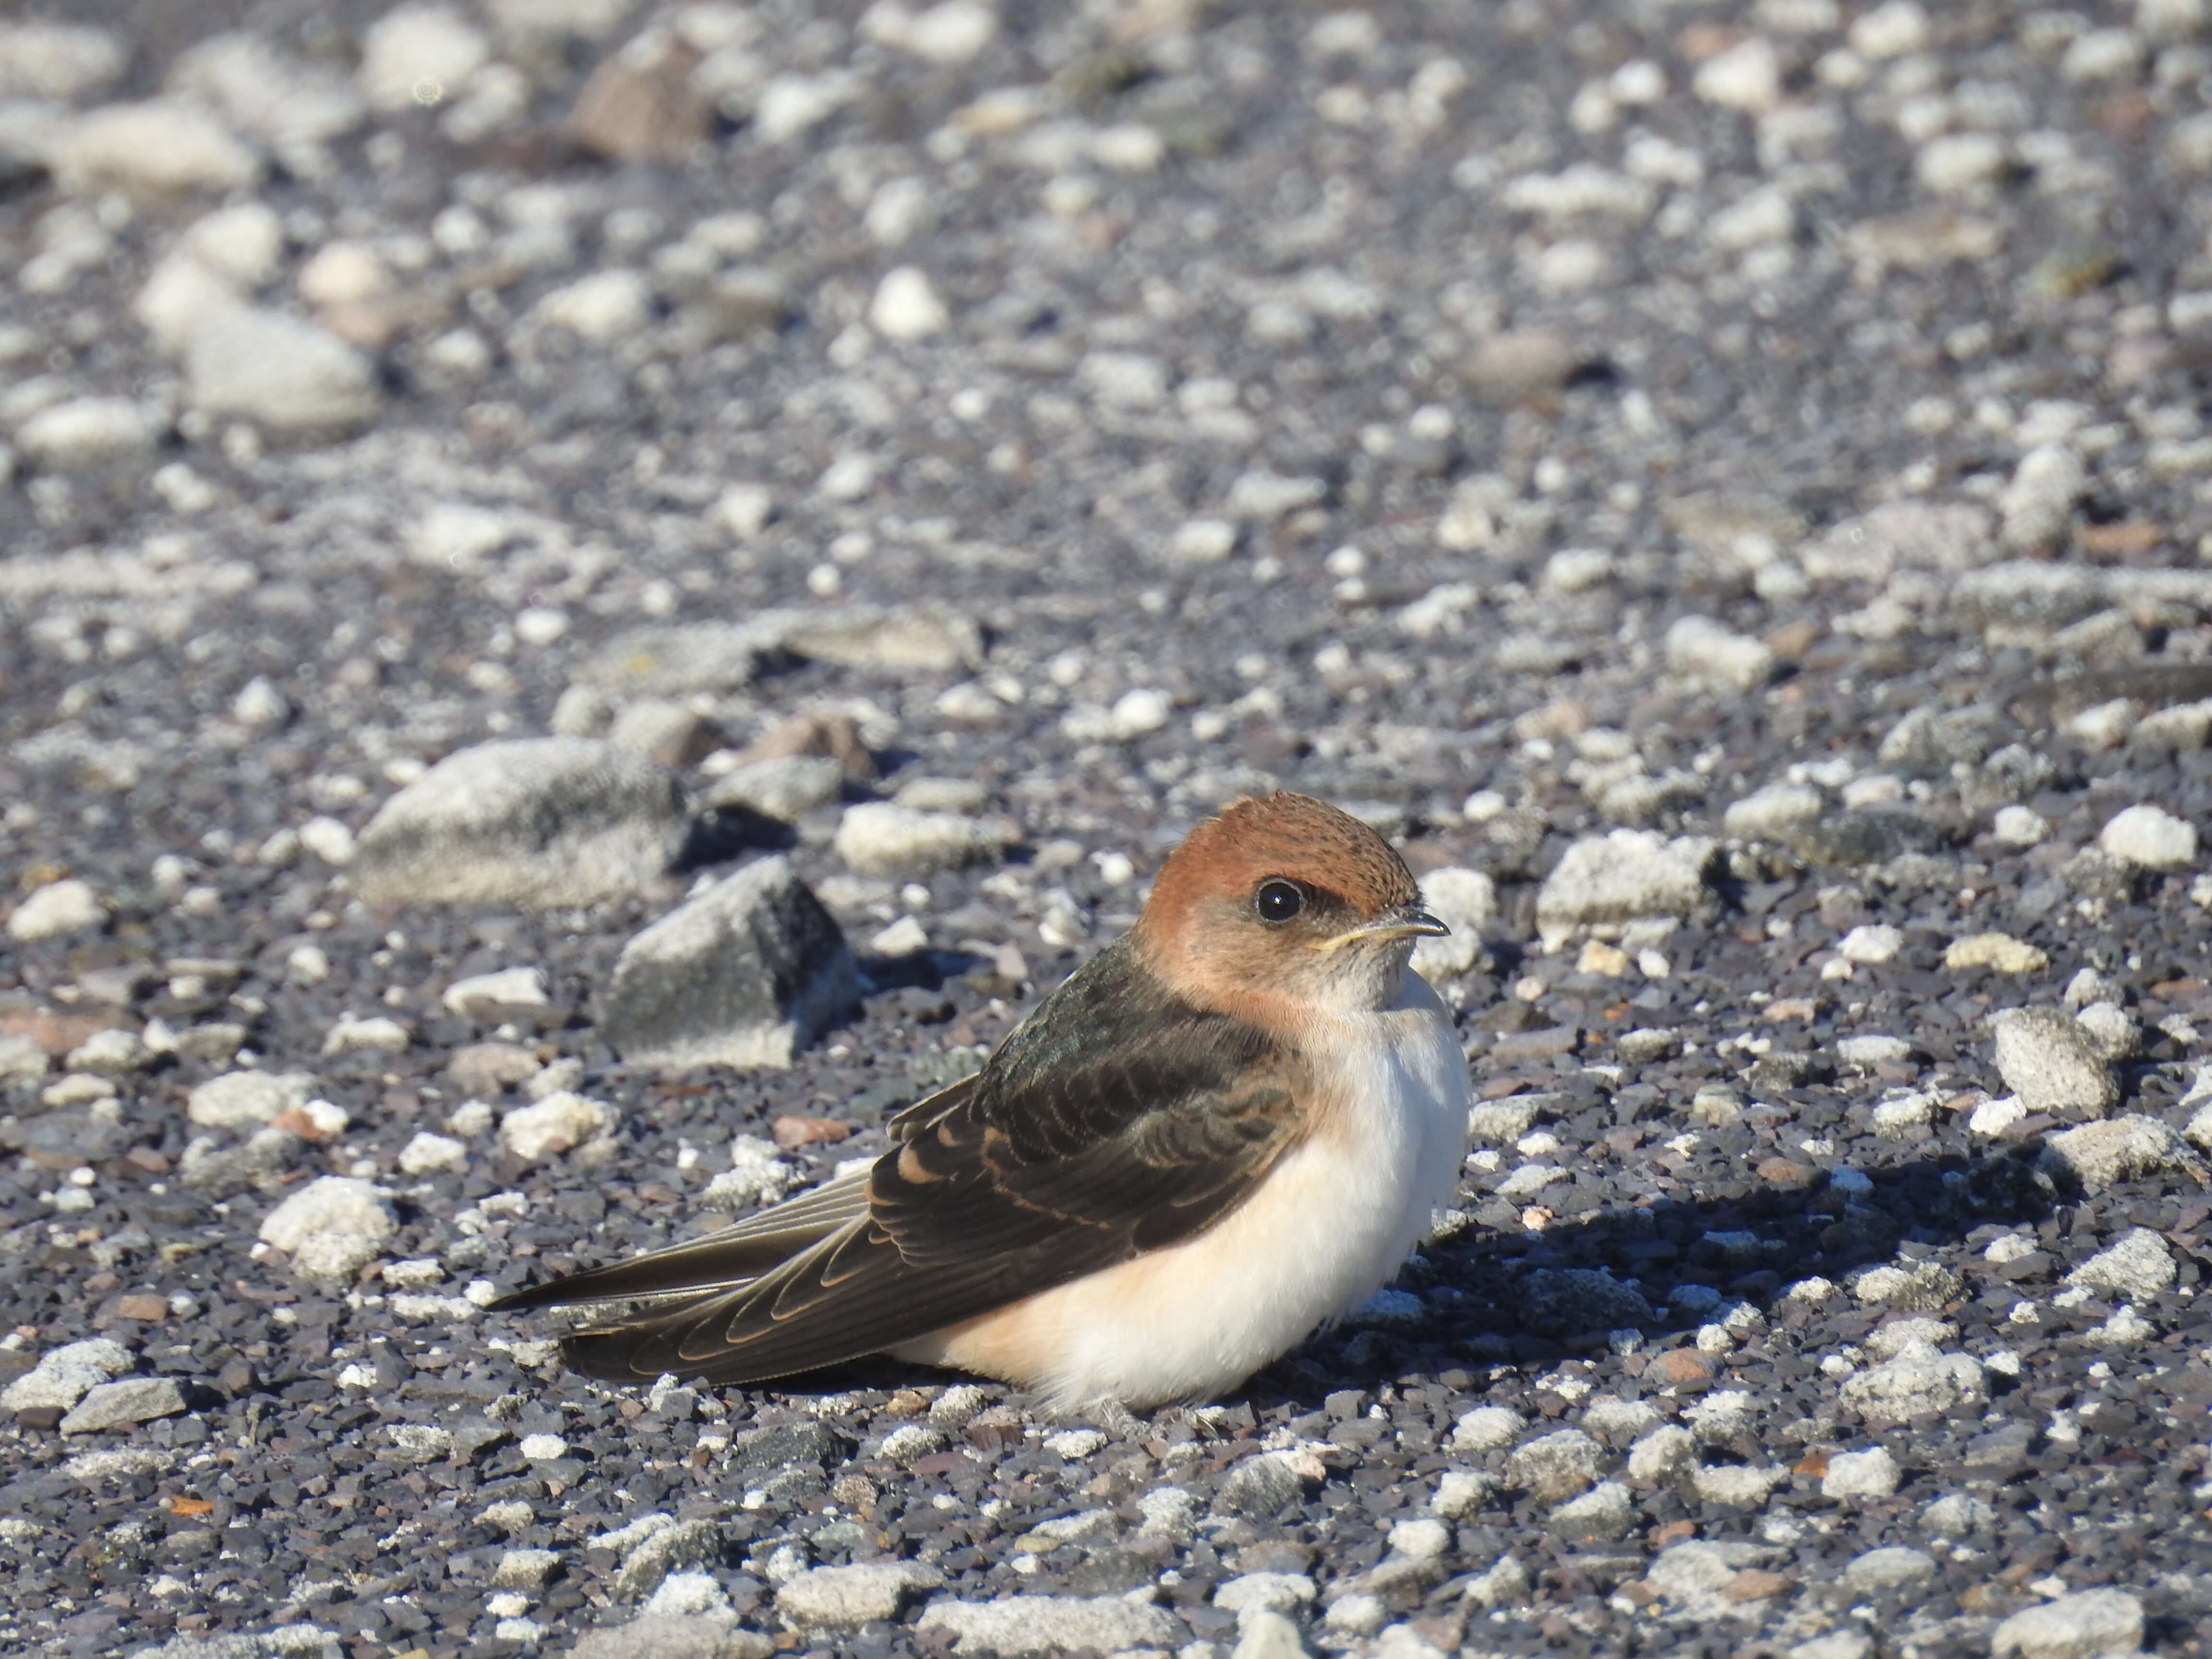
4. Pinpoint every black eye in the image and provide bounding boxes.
[1254,880,1304,923]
